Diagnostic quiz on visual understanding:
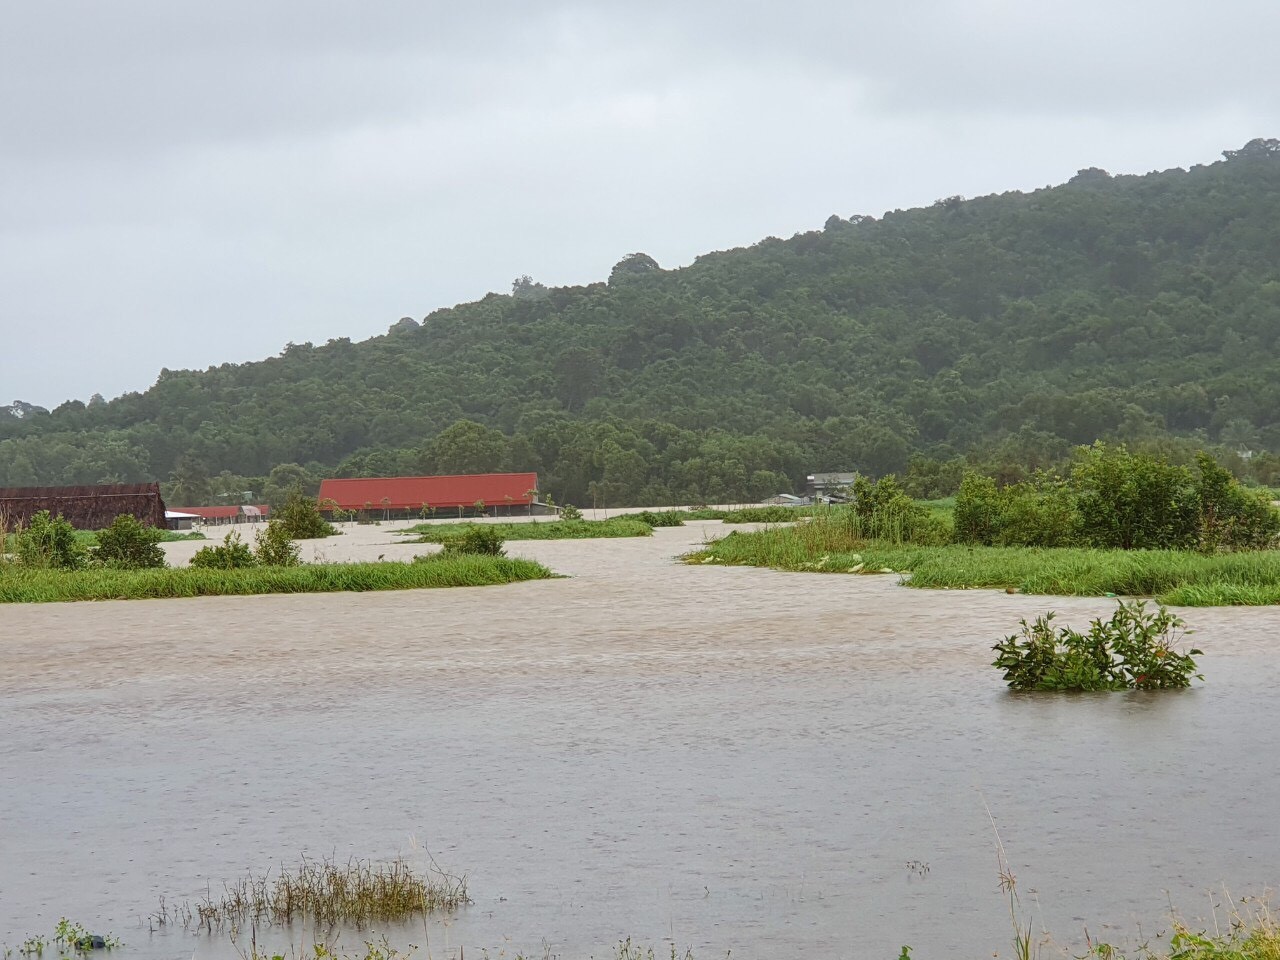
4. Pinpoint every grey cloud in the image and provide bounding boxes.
[2,1,1276,407]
